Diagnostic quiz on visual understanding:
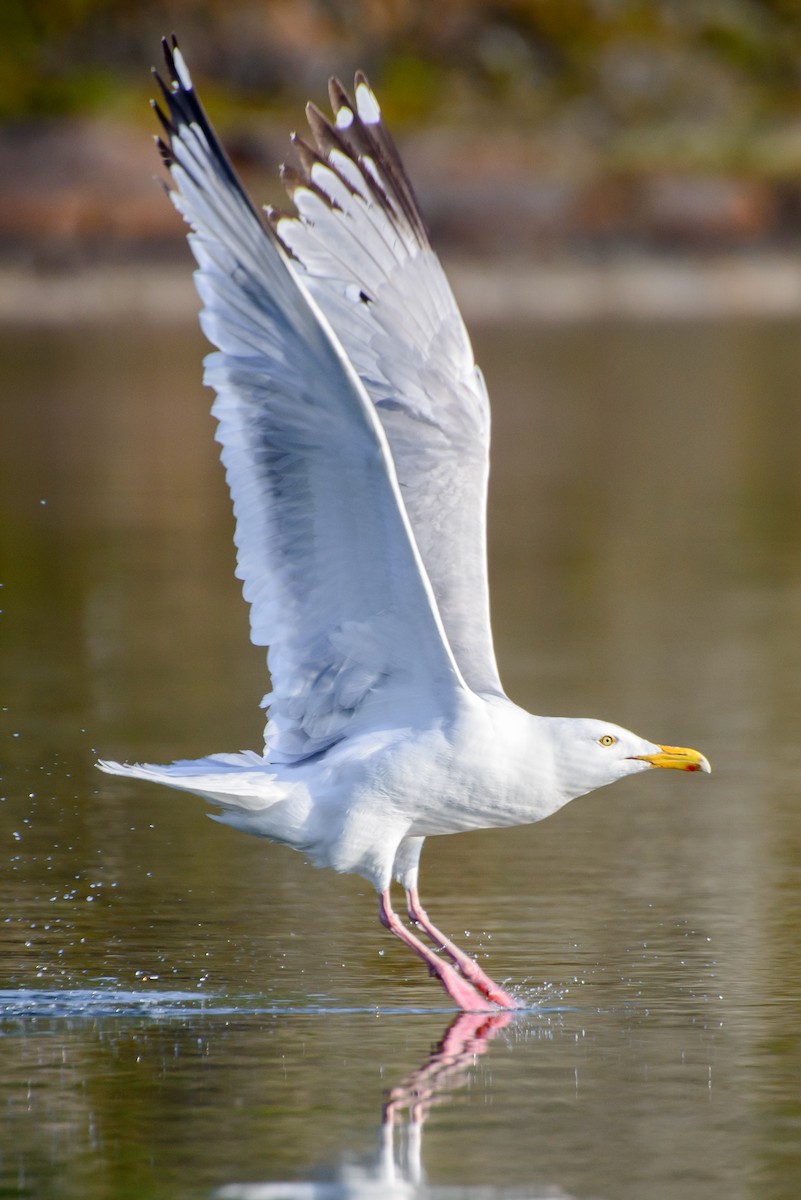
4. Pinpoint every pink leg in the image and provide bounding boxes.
[405,885,517,1009]
[379,889,494,1011]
